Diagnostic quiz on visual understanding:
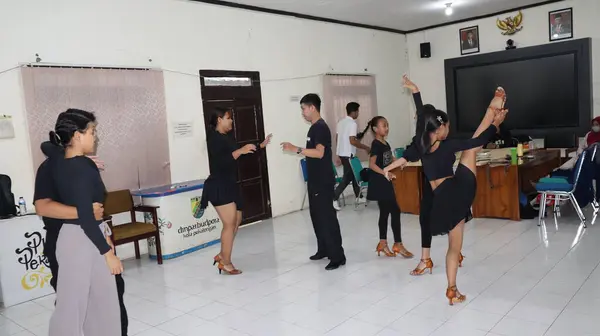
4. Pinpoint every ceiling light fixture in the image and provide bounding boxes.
[445,3,453,16]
